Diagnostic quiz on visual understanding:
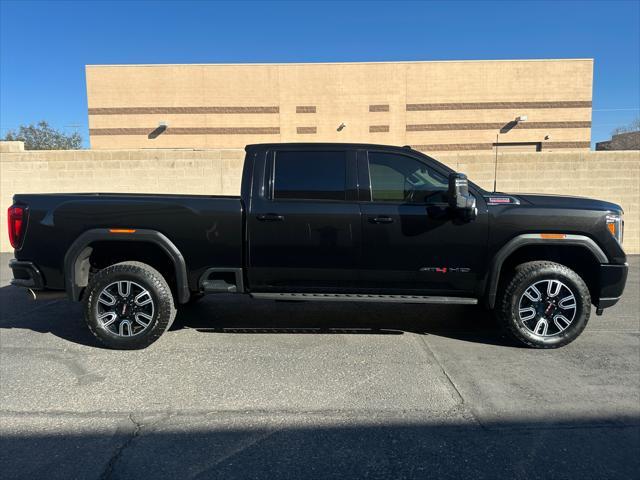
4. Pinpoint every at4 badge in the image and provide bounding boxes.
[420,267,471,273]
